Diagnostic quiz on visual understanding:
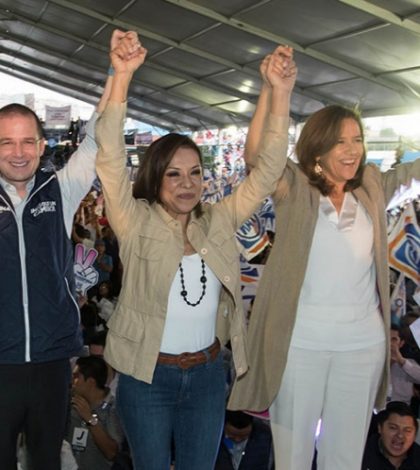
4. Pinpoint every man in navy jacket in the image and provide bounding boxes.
[362,401,420,470]
[0,29,136,470]
[215,411,273,470]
